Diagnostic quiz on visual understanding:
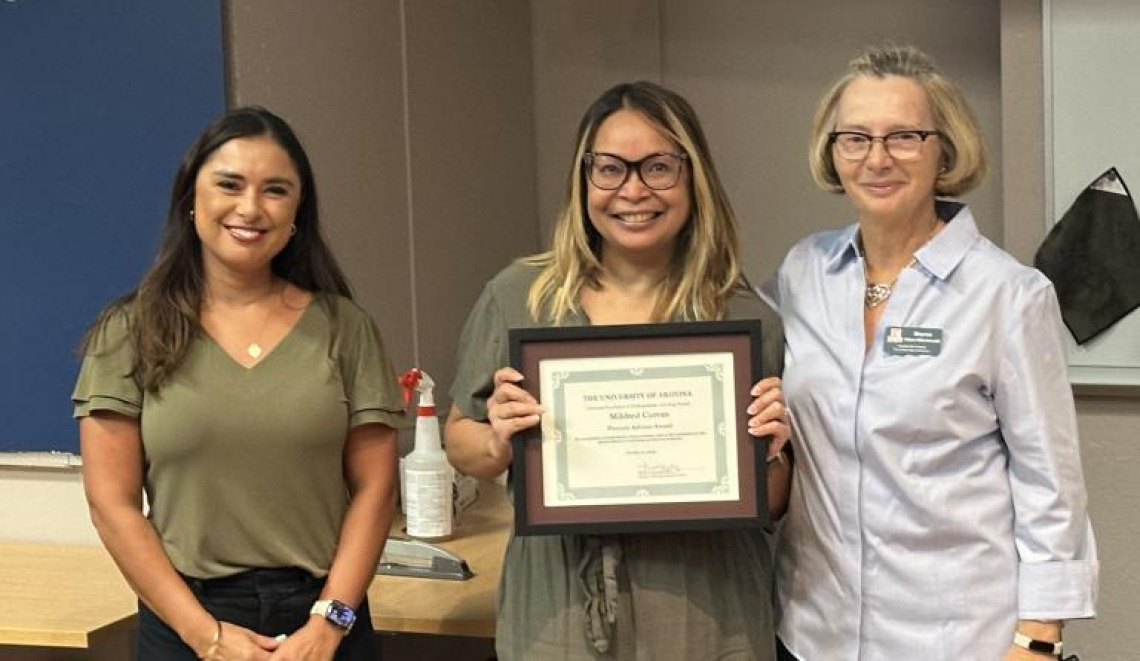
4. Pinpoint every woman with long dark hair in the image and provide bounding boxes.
[74,107,407,660]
